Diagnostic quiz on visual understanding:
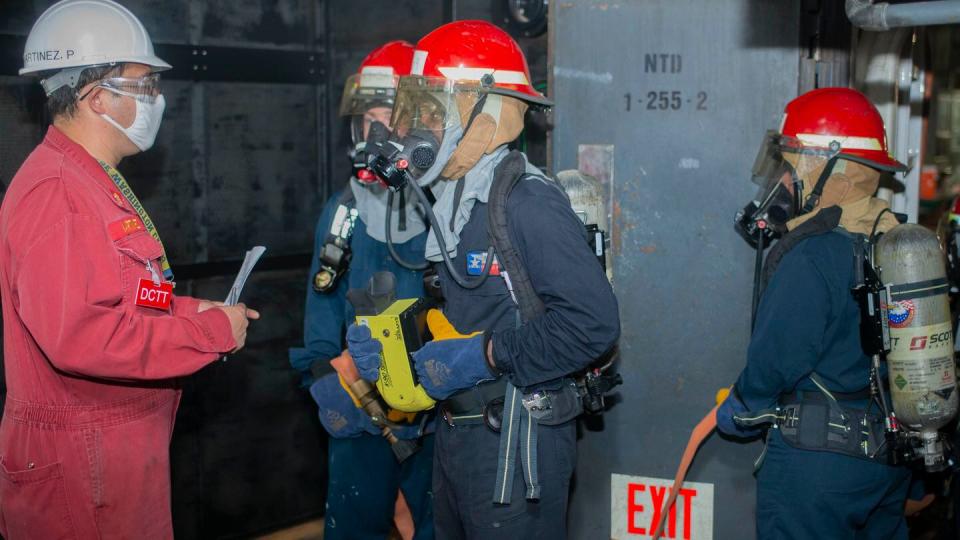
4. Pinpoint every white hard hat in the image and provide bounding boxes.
[20,0,171,94]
